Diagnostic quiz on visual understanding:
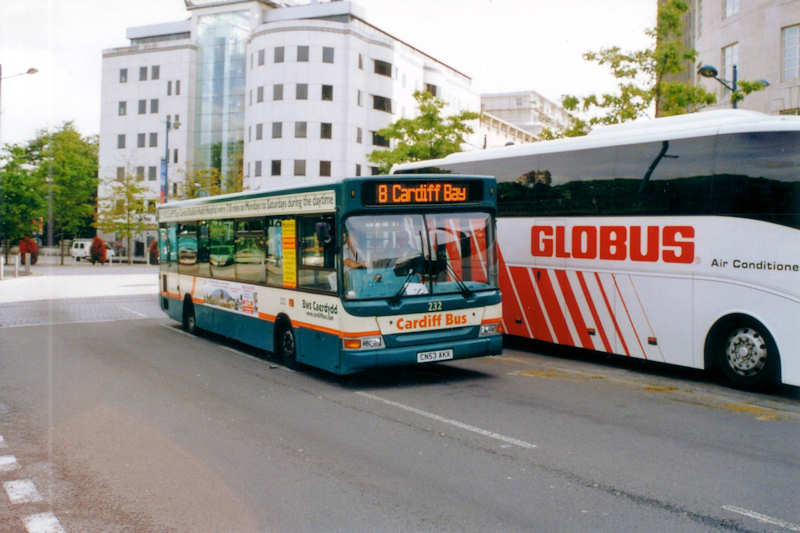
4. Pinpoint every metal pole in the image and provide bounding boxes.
[162,116,171,202]
[732,64,738,109]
